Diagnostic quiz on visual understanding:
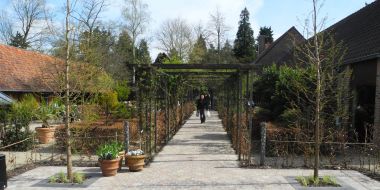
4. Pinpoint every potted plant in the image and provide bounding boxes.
[35,101,60,144]
[97,142,121,177]
[110,141,125,171]
[125,149,145,172]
